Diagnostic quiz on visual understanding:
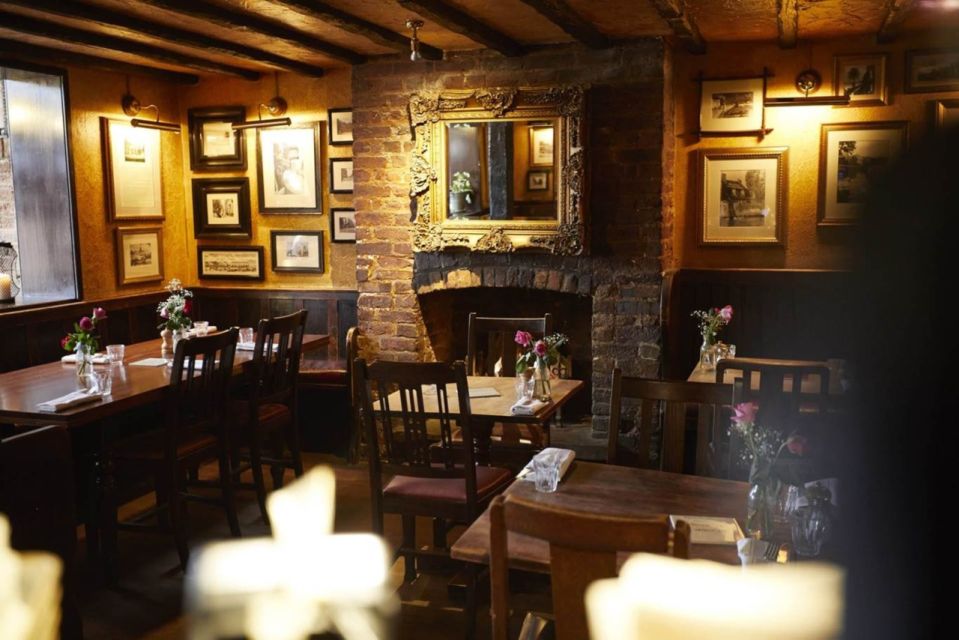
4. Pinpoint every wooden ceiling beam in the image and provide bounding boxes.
[0,11,261,79]
[516,0,610,49]
[877,0,917,44]
[263,0,443,60]
[0,0,325,77]
[0,38,199,84]
[397,0,525,57]
[777,0,800,49]
[133,0,366,65]
[647,0,705,54]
